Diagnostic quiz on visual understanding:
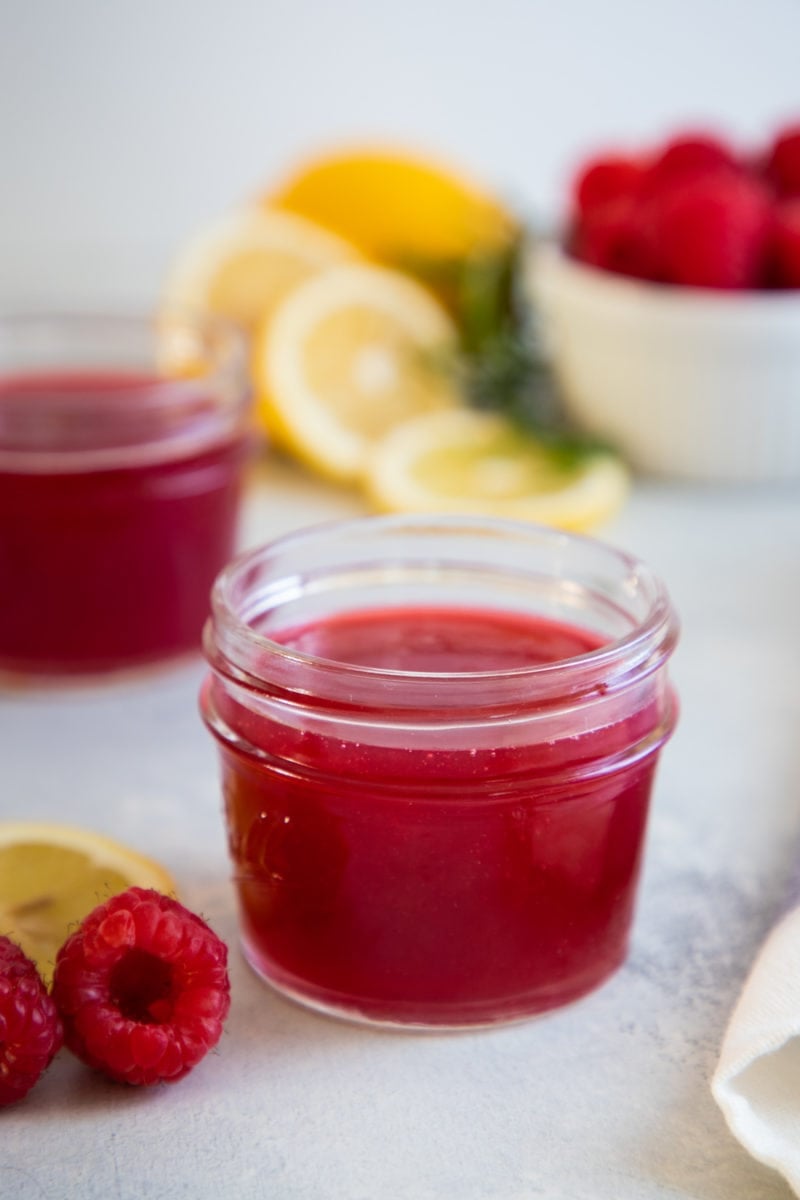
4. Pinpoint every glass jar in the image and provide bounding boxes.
[201,515,679,1028]
[0,312,252,675]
